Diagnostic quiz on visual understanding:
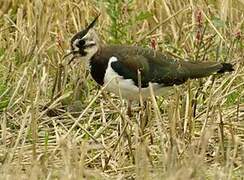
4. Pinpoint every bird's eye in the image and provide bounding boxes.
[77,39,85,48]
